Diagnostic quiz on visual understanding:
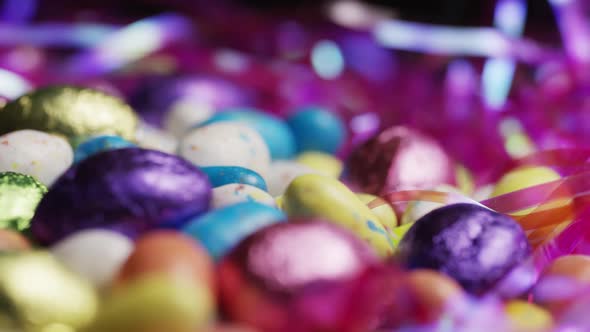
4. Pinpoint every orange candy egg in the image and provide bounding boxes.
[0,229,30,251]
[115,231,214,288]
